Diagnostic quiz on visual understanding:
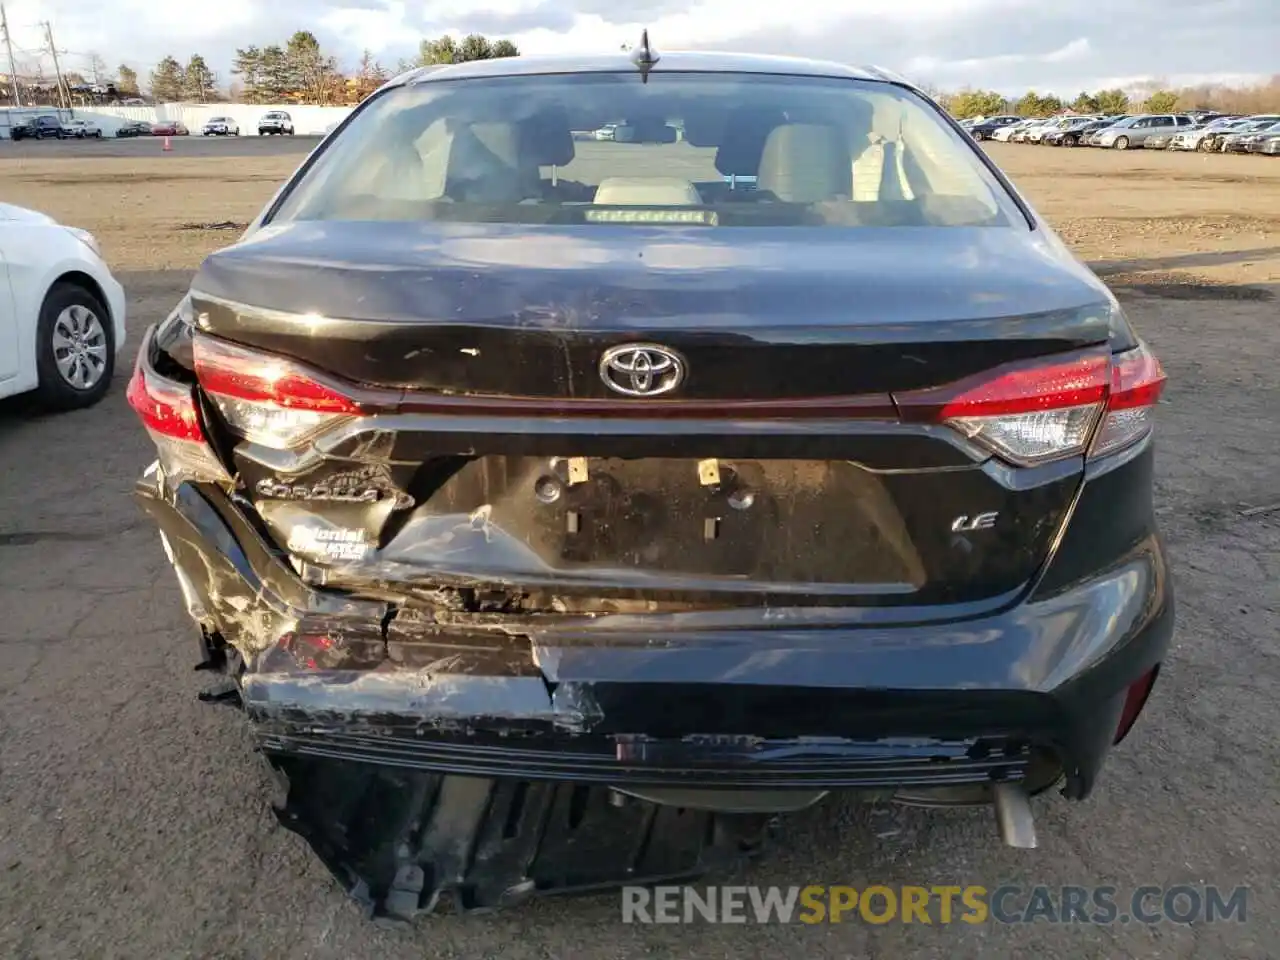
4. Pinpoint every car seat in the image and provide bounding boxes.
[755,122,854,202]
